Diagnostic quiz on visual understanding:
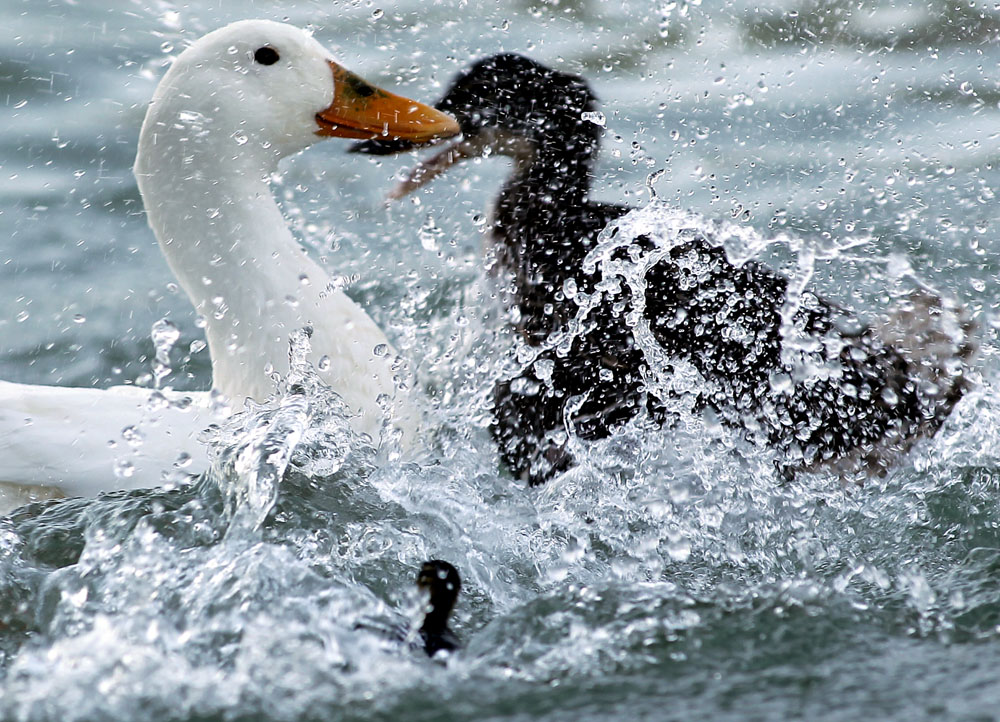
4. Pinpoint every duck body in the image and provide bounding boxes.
[355,54,971,483]
[0,381,213,501]
[488,162,642,480]
[133,20,434,443]
[0,20,459,507]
